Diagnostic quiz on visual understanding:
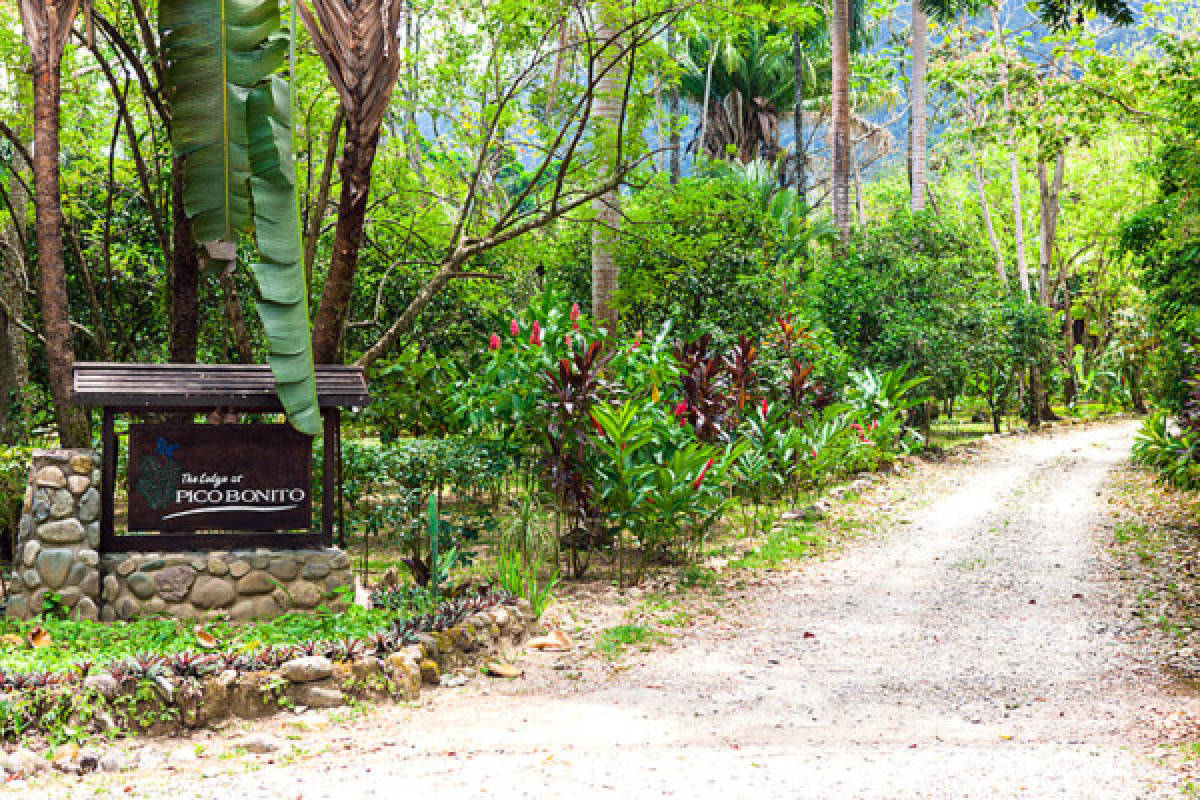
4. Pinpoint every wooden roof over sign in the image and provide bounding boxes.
[71,362,370,411]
